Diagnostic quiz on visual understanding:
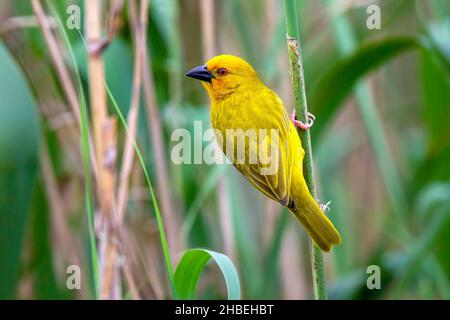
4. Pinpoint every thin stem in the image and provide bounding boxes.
[31,0,80,124]
[116,0,145,224]
[0,15,56,34]
[284,0,327,300]
[114,0,145,298]
[105,84,177,298]
[45,0,100,298]
[32,0,99,178]
[142,1,180,258]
